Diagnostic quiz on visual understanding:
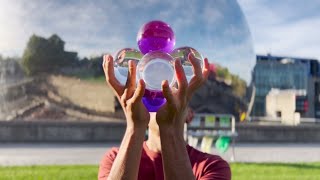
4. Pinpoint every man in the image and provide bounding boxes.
[99,53,231,180]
